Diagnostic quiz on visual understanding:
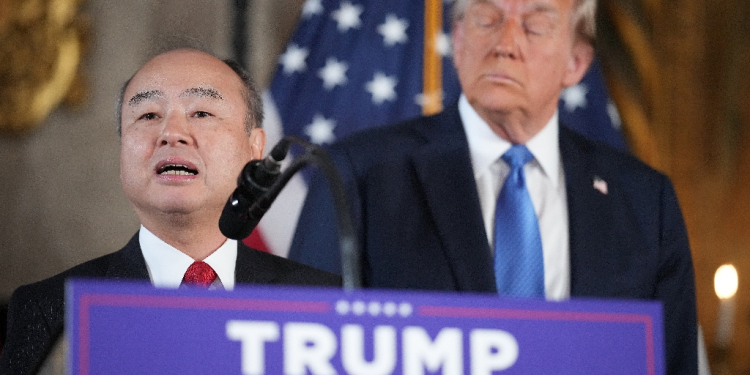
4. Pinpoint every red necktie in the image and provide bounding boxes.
[182,261,217,287]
